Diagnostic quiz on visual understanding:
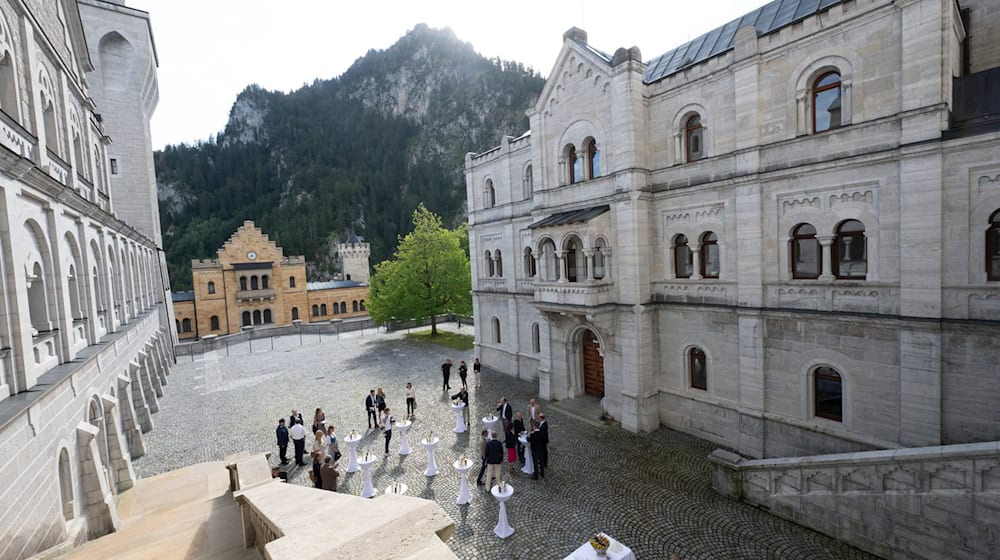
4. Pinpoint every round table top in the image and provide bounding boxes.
[357,454,379,465]
[453,459,474,471]
[451,401,465,409]
[490,484,514,499]
[483,415,499,423]
[395,420,411,429]
[384,483,408,495]
[421,437,440,446]
[344,434,363,443]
